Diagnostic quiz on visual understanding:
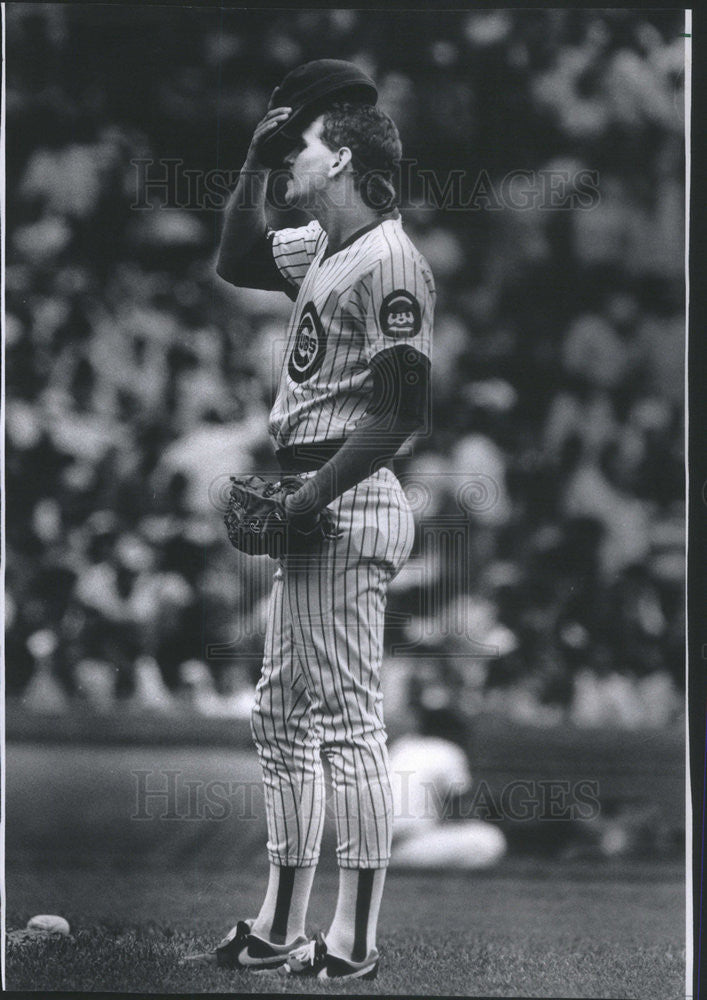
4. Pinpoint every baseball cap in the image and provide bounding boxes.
[259,59,378,169]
